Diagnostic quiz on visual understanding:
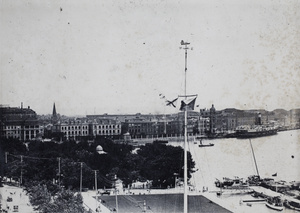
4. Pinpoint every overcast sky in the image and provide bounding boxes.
[1,0,299,116]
